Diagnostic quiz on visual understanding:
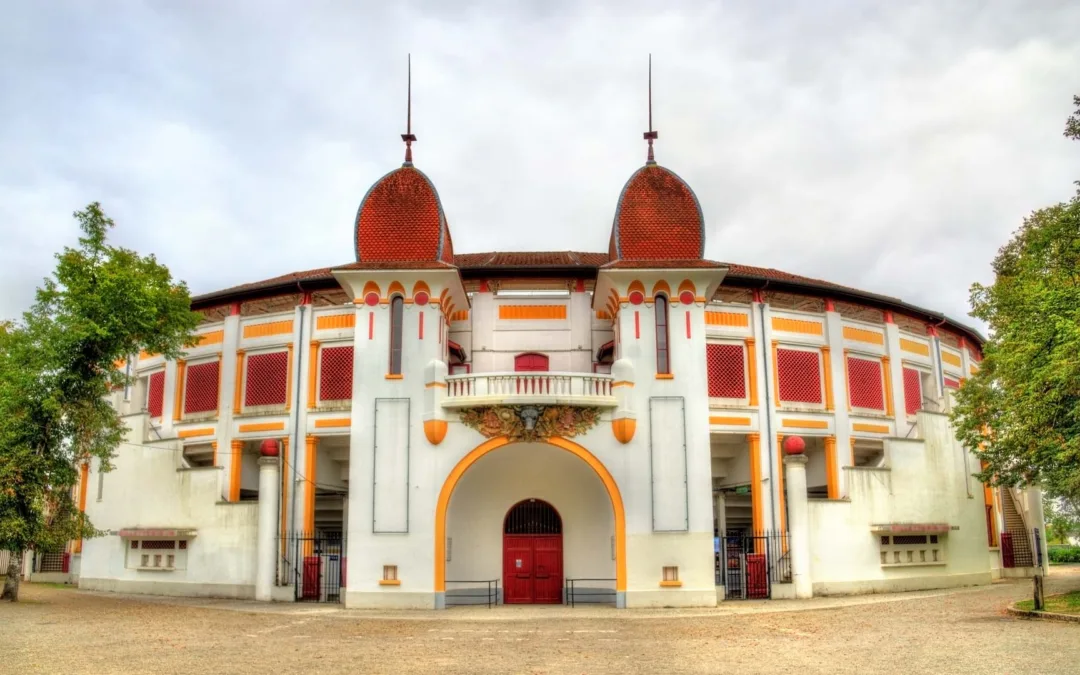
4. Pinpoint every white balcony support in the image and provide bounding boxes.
[443,371,617,408]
